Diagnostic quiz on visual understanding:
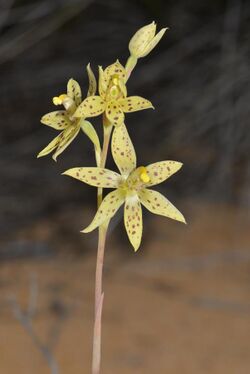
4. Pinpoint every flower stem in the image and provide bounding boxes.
[125,55,138,81]
[92,224,107,374]
[97,121,112,206]
[92,118,112,374]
